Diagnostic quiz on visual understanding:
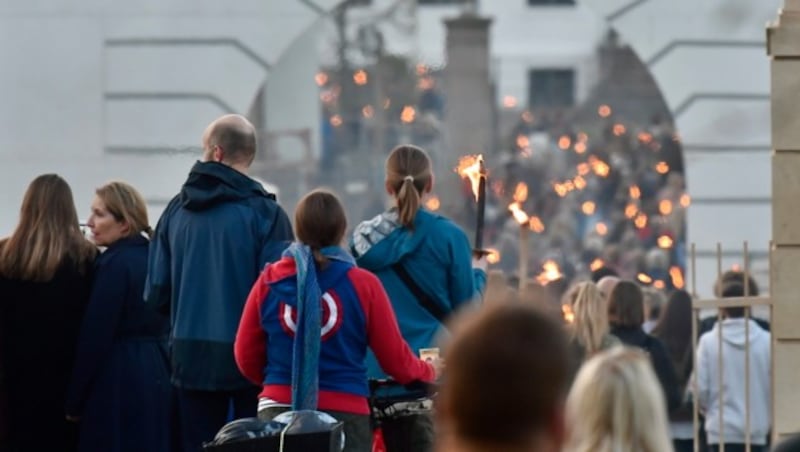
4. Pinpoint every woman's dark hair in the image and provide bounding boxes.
[385,145,432,229]
[607,281,645,328]
[651,290,693,379]
[294,189,347,263]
